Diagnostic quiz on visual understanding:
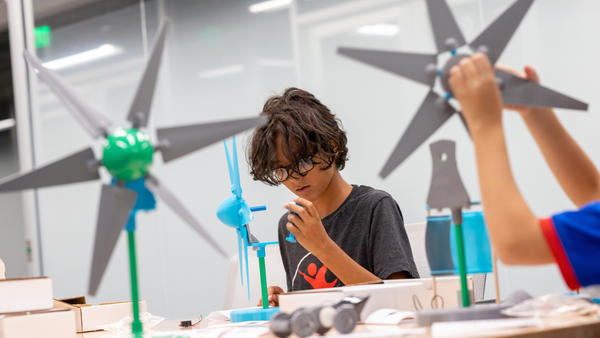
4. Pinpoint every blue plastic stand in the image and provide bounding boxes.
[230,307,280,322]
[286,233,297,243]
[231,241,280,323]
